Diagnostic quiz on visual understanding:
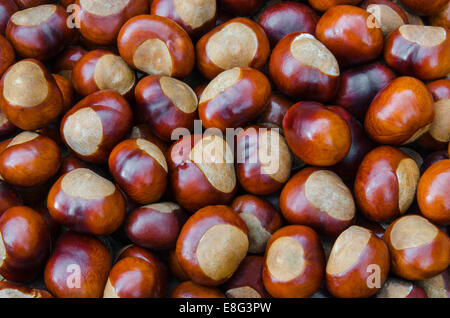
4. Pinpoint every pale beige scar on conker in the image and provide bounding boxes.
[196,224,248,281]
[266,236,305,282]
[3,61,49,107]
[206,23,258,70]
[190,135,236,193]
[305,170,355,221]
[61,168,115,200]
[390,215,438,250]
[326,226,371,275]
